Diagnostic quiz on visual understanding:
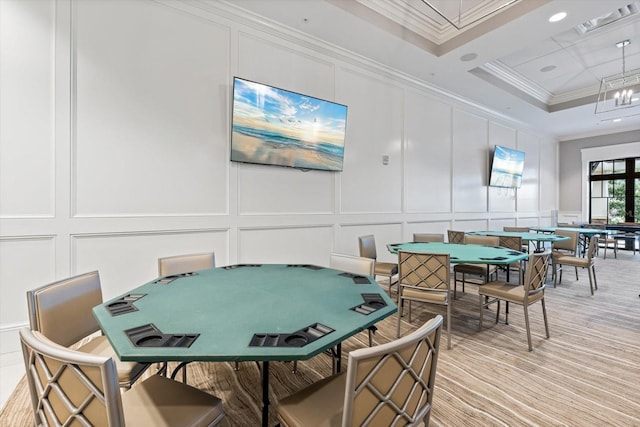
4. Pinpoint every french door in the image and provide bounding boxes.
[589,158,640,224]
